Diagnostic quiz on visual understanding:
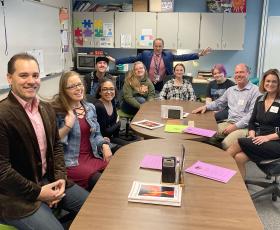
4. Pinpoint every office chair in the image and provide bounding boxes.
[246,158,280,201]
